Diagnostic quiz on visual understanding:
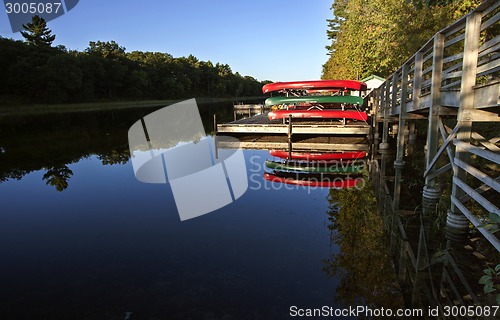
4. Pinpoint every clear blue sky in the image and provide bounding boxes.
[0,0,333,82]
